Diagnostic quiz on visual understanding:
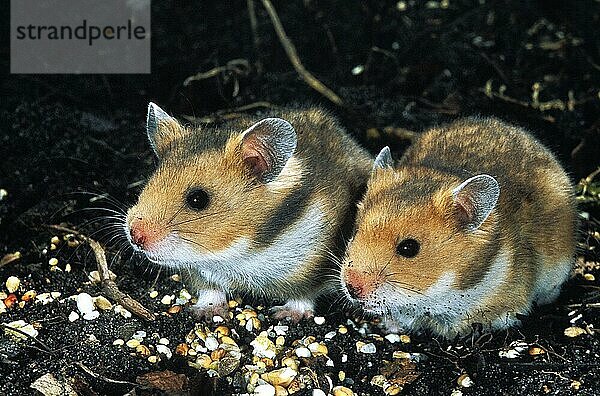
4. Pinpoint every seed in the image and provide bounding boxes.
[384,334,401,343]
[50,236,60,245]
[136,344,151,356]
[314,316,325,325]
[6,276,20,293]
[254,384,276,396]
[211,348,226,360]
[564,326,586,338]
[94,296,112,310]
[68,311,80,322]
[64,263,72,272]
[76,293,95,314]
[113,339,124,346]
[149,290,159,298]
[49,244,57,251]
[126,339,141,348]
[205,336,219,351]
[221,336,237,346]
[570,380,581,390]
[215,326,230,337]
[528,346,546,356]
[338,325,348,334]
[384,384,403,395]
[196,354,212,369]
[295,347,311,358]
[160,295,173,305]
[457,373,474,388]
[584,273,595,281]
[282,357,299,371]
[393,351,411,359]
[400,334,411,344]
[332,386,354,396]
[148,355,158,363]
[156,344,172,359]
[167,305,182,314]
[275,336,285,347]
[339,371,346,381]
[370,375,386,387]
[48,258,59,266]
[261,367,298,387]
[21,290,36,302]
[175,343,189,356]
[170,274,181,282]
[228,300,239,308]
